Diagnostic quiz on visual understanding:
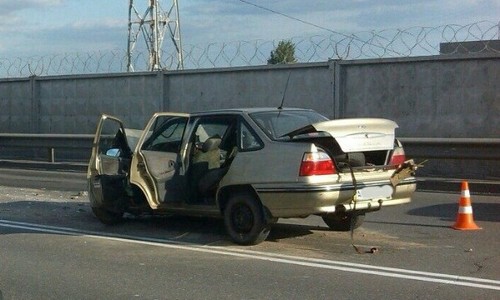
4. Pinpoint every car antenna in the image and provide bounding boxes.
[278,71,292,110]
